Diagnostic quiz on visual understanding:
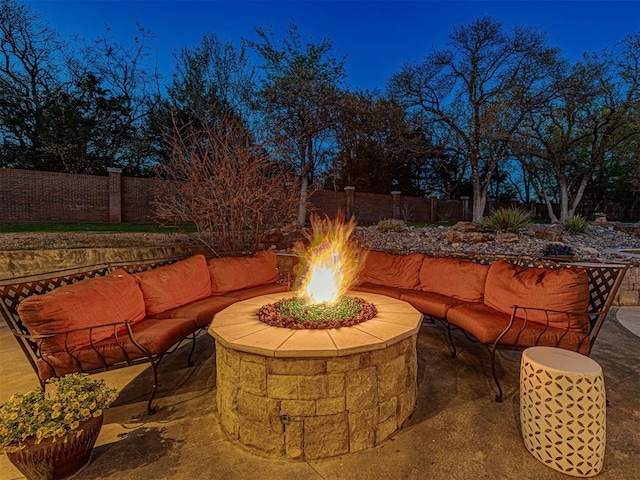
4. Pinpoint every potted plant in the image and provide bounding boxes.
[0,373,118,480]
[593,211,607,222]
